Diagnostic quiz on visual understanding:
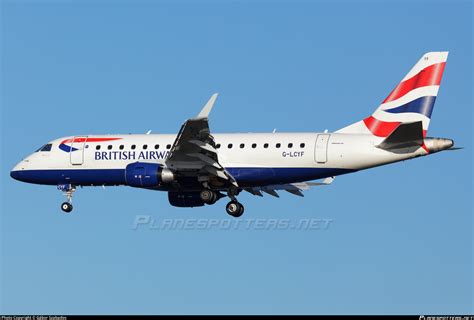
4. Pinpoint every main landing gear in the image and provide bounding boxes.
[199,186,245,218]
[58,184,76,213]
[225,186,244,218]
[199,189,219,205]
[225,201,244,218]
